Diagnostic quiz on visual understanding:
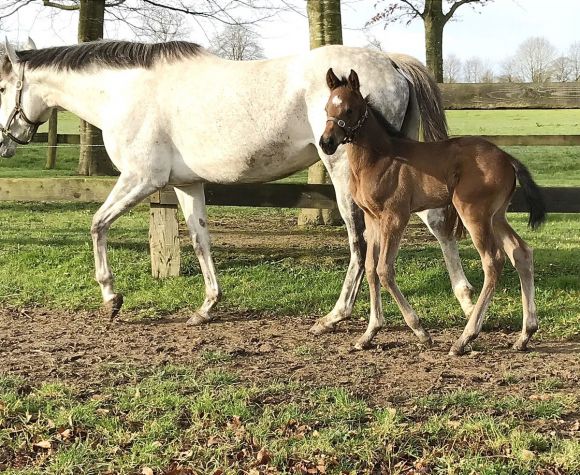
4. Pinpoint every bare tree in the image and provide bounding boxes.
[552,55,572,82]
[513,36,556,83]
[369,0,493,82]
[497,56,518,83]
[463,56,484,82]
[568,41,580,81]
[209,24,264,60]
[366,35,384,51]
[443,53,462,82]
